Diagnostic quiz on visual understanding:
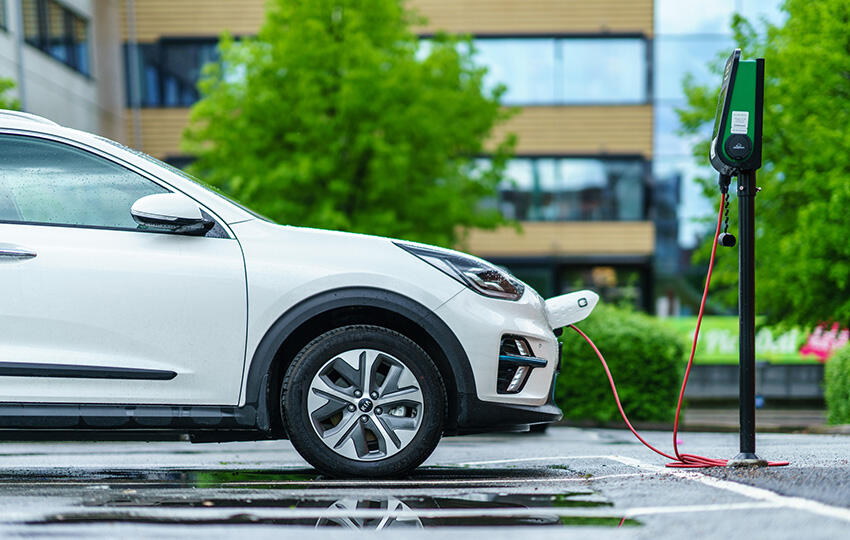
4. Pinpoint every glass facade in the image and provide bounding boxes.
[468,37,648,105]
[127,36,647,108]
[653,0,785,253]
[21,0,90,75]
[124,40,219,107]
[494,157,647,222]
